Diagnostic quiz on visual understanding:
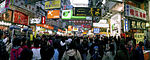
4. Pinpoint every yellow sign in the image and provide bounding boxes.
[134,33,144,44]
[45,0,61,9]
[30,34,33,41]
[34,31,37,38]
